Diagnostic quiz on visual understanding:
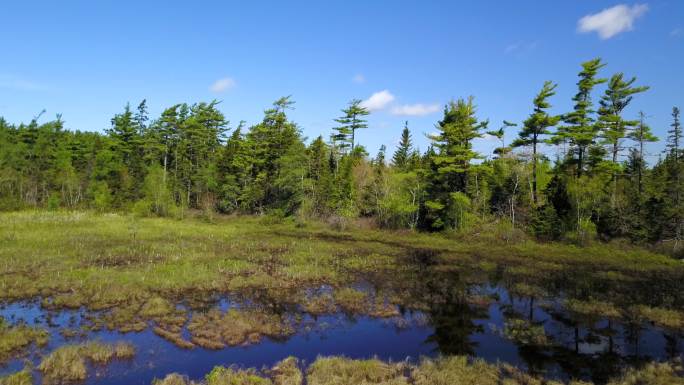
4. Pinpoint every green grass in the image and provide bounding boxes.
[146,356,684,385]
[0,318,48,363]
[1,210,683,364]
[0,366,33,385]
[37,341,135,382]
